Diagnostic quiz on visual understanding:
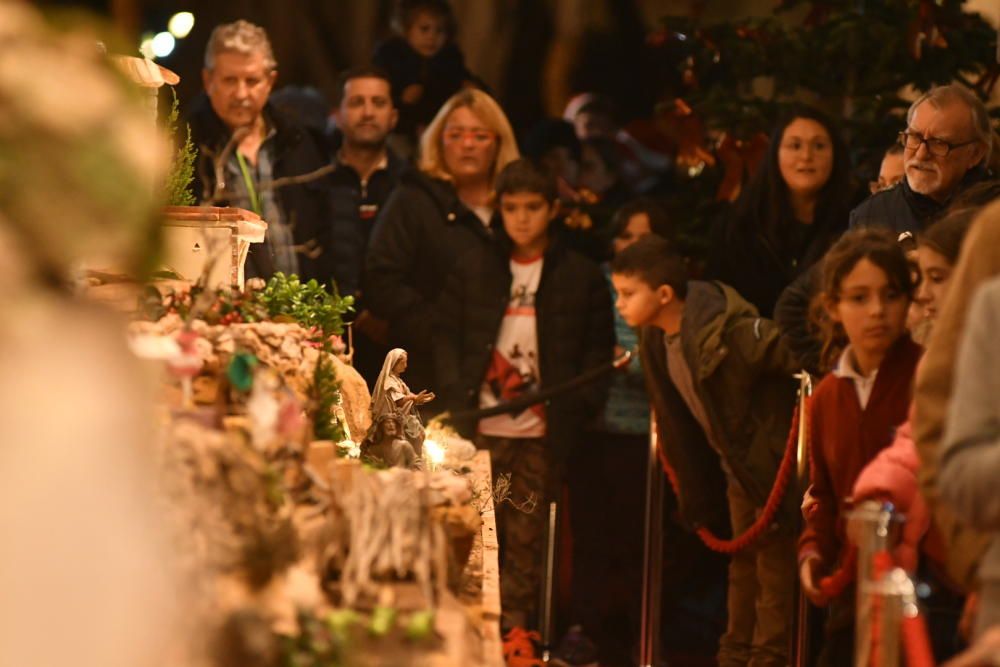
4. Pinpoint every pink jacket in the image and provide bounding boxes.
[852,417,930,572]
